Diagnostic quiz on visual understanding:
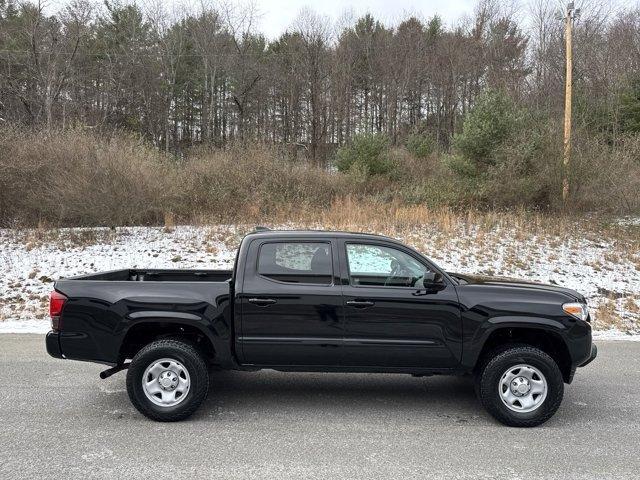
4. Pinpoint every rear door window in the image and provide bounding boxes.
[258,242,332,284]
